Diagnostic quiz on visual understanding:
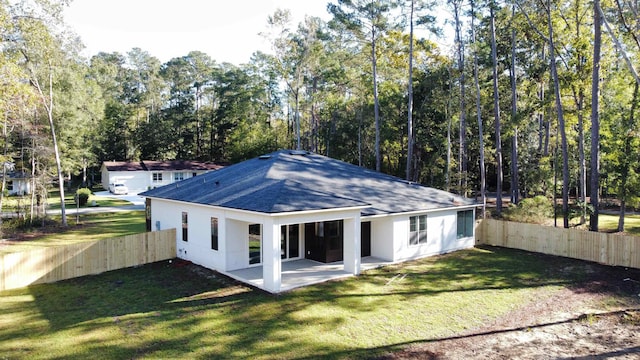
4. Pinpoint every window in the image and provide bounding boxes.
[409,215,428,245]
[145,199,152,231]
[174,172,184,181]
[325,221,343,251]
[249,224,261,265]
[280,224,300,260]
[211,217,218,250]
[153,172,163,182]
[288,224,299,258]
[6,181,13,191]
[457,210,474,239]
[181,212,188,242]
[192,172,197,177]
